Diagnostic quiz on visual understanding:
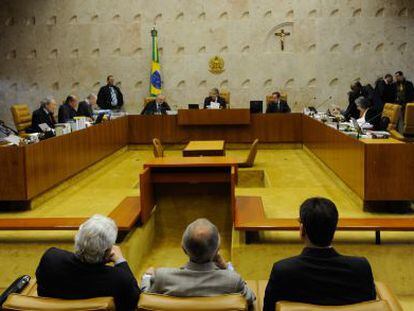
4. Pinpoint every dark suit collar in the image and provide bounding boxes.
[183,261,219,271]
[301,247,340,258]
